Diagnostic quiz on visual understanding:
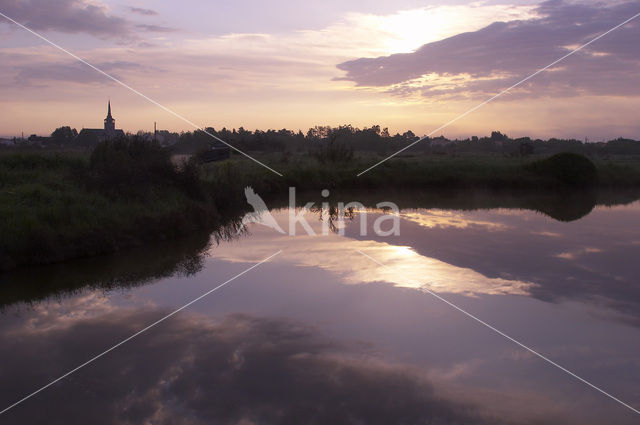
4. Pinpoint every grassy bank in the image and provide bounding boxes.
[203,151,640,195]
[0,141,236,271]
